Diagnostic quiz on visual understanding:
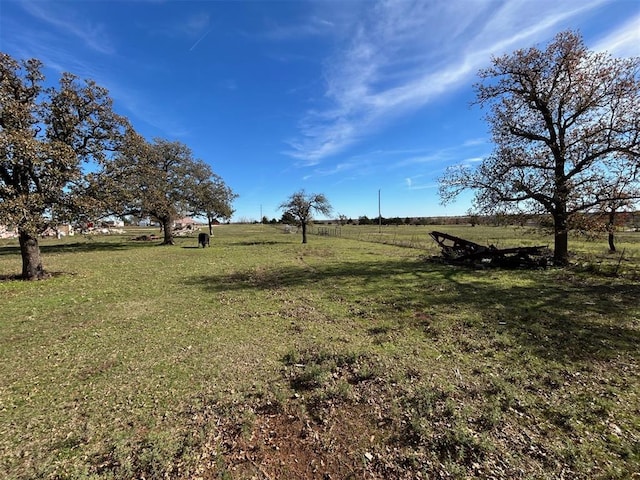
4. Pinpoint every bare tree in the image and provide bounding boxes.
[439,31,640,265]
[592,159,640,252]
[279,190,332,243]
